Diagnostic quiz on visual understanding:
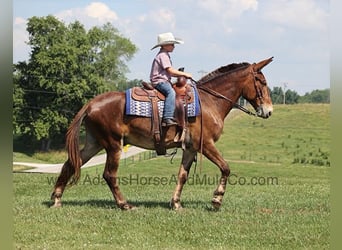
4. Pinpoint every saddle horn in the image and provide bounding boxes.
[176,67,187,87]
